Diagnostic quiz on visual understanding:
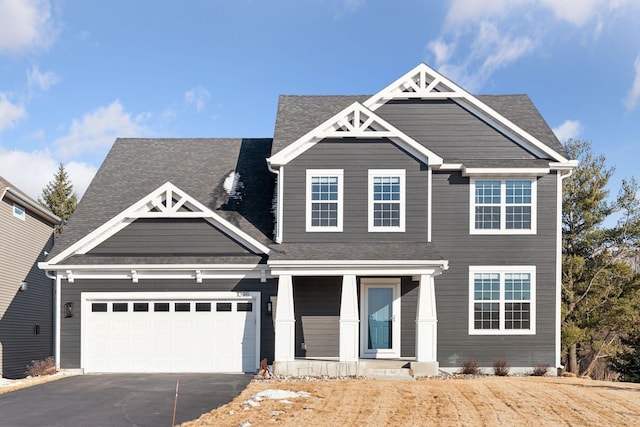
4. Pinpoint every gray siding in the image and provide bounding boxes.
[293,277,341,358]
[431,171,558,368]
[400,277,418,358]
[0,198,55,378]
[89,218,255,255]
[376,100,538,161]
[283,139,428,243]
[59,278,276,368]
